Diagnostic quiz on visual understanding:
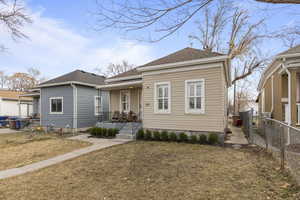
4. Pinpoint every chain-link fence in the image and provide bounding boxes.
[239,109,254,143]
[253,117,300,184]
